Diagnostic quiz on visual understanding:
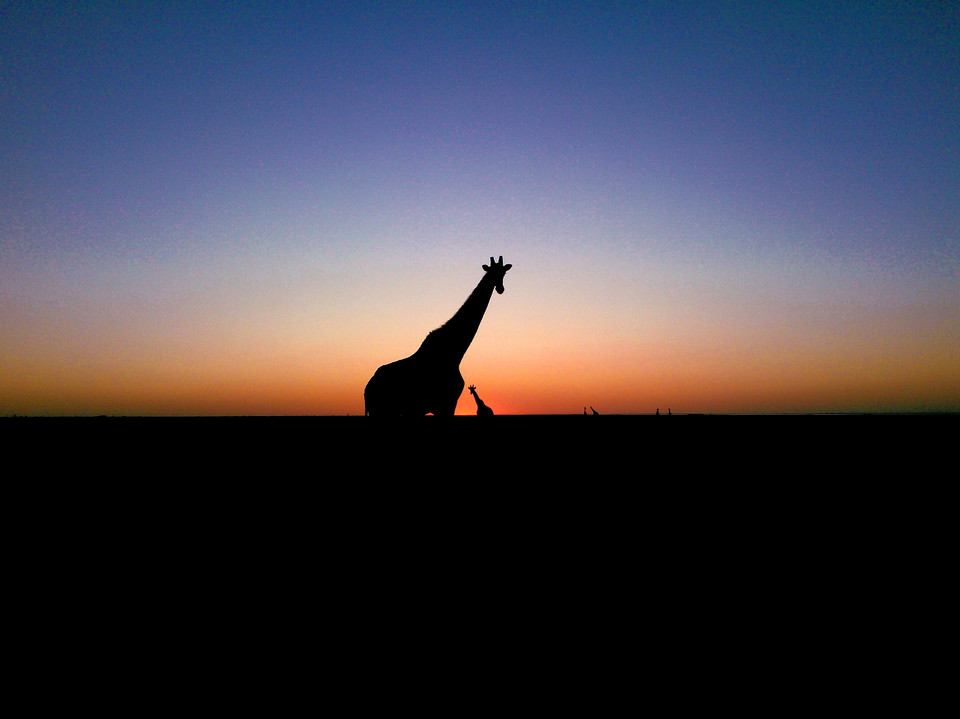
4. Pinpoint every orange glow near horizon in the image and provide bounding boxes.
[5,292,956,416]
[4,360,958,416]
